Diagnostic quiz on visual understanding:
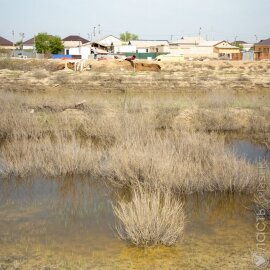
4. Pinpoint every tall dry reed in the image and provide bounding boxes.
[112,185,185,247]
